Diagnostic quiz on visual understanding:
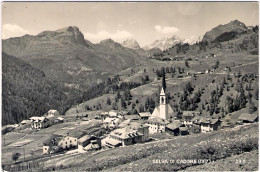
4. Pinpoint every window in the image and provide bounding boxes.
[66,142,67,144]
[75,139,76,142]
[161,97,164,103]
[70,140,72,143]
[45,148,47,150]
